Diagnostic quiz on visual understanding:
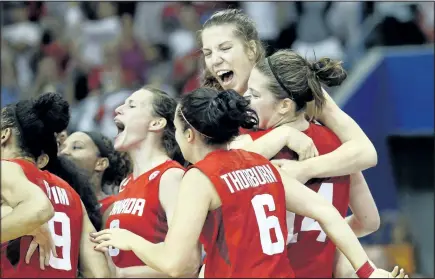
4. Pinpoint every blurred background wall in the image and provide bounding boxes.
[1,1,433,276]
